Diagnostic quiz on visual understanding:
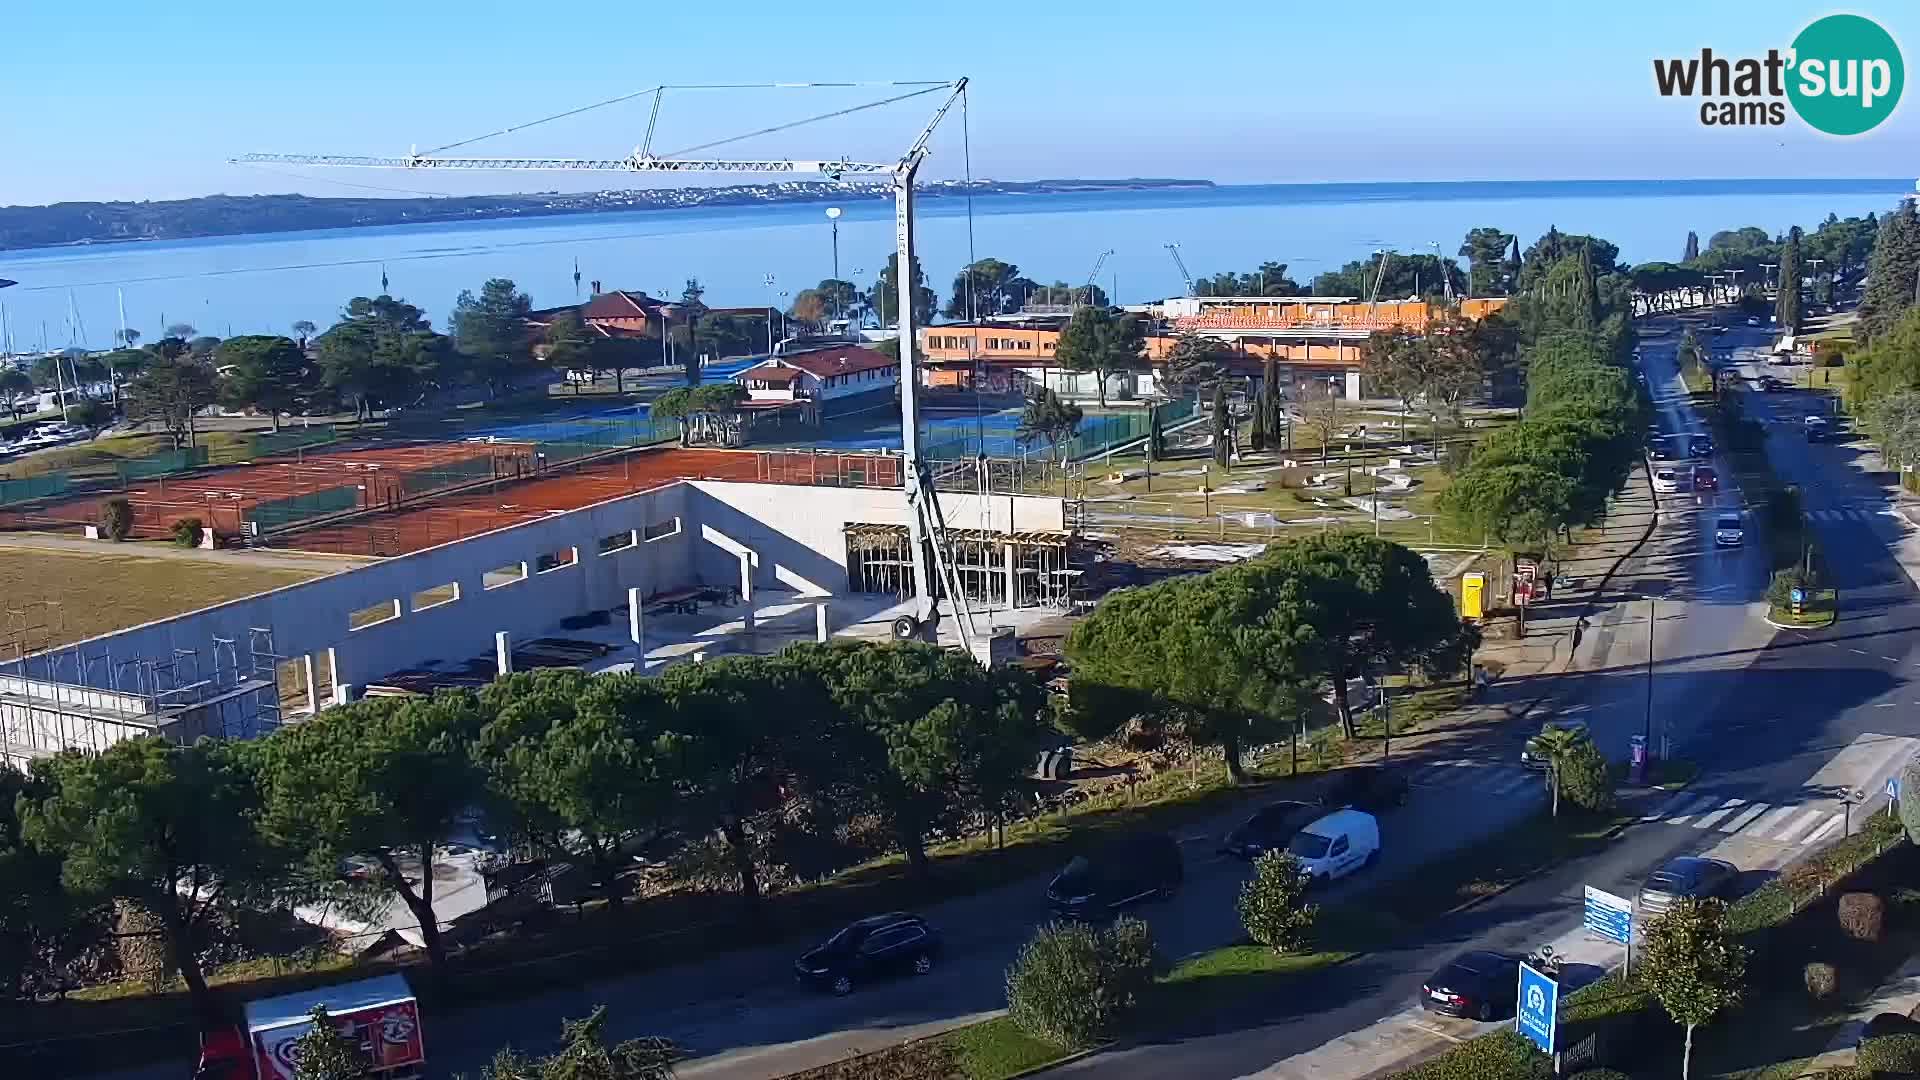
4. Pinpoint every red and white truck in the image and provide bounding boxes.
[193,974,426,1080]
